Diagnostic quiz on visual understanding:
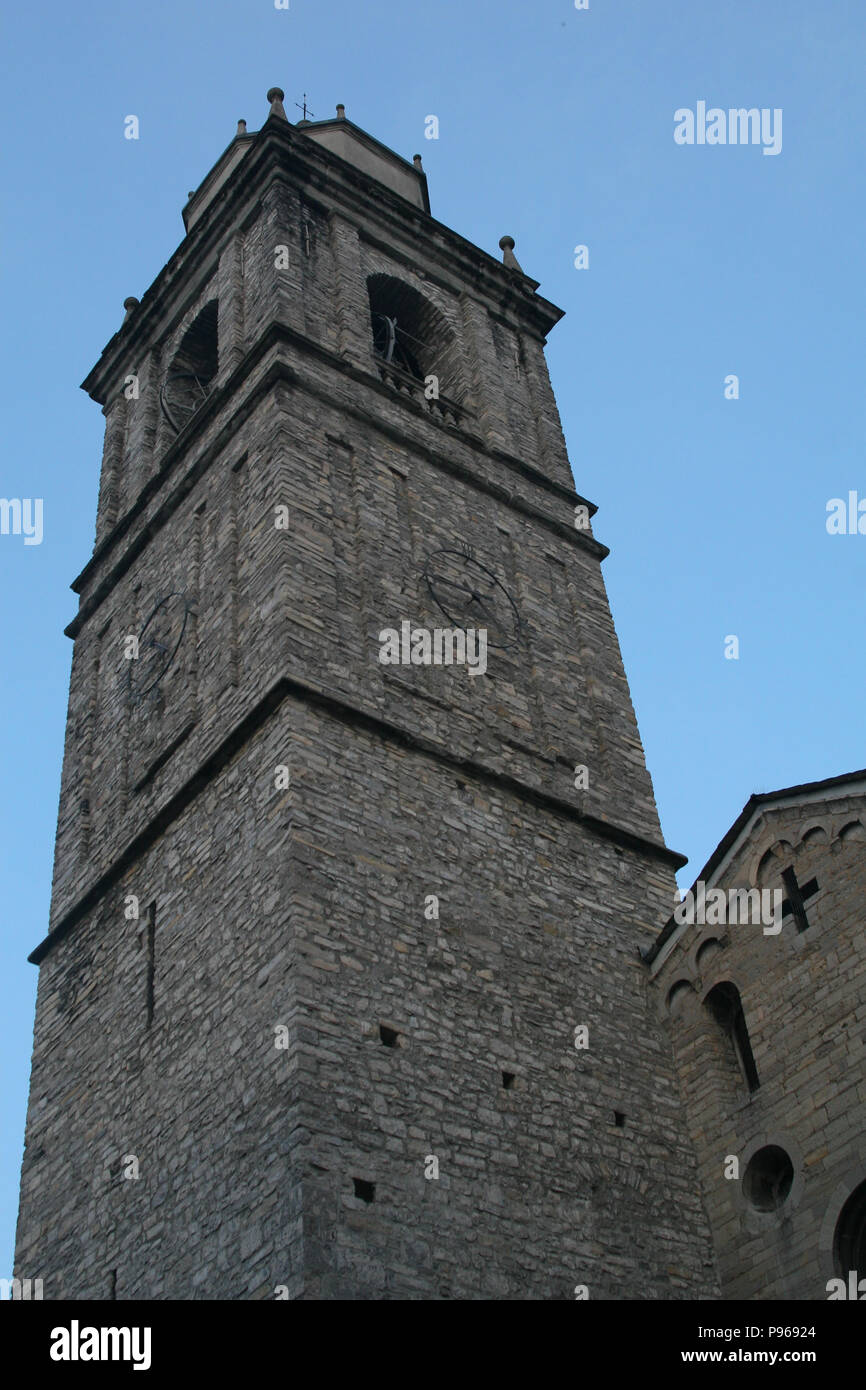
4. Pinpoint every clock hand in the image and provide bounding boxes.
[430,574,475,598]
[466,589,498,614]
